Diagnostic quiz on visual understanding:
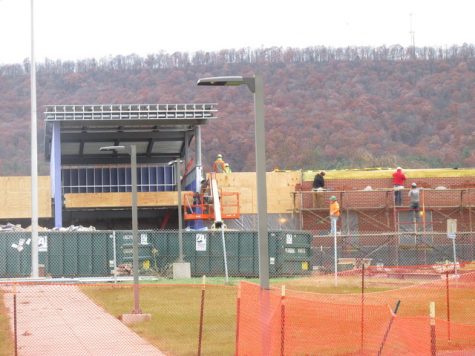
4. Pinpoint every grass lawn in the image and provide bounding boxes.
[83,276,475,355]
[0,290,14,356]
[82,284,238,355]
